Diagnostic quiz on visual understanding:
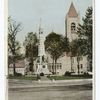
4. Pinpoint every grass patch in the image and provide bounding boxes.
[48,75,92,80]
[8,76,37,80]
